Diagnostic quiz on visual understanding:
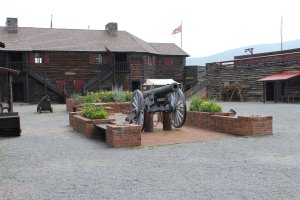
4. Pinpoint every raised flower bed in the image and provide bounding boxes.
[66,91,132,114]
[186,97,272,136]
[185,111,272,136]
[72,114,115,138]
